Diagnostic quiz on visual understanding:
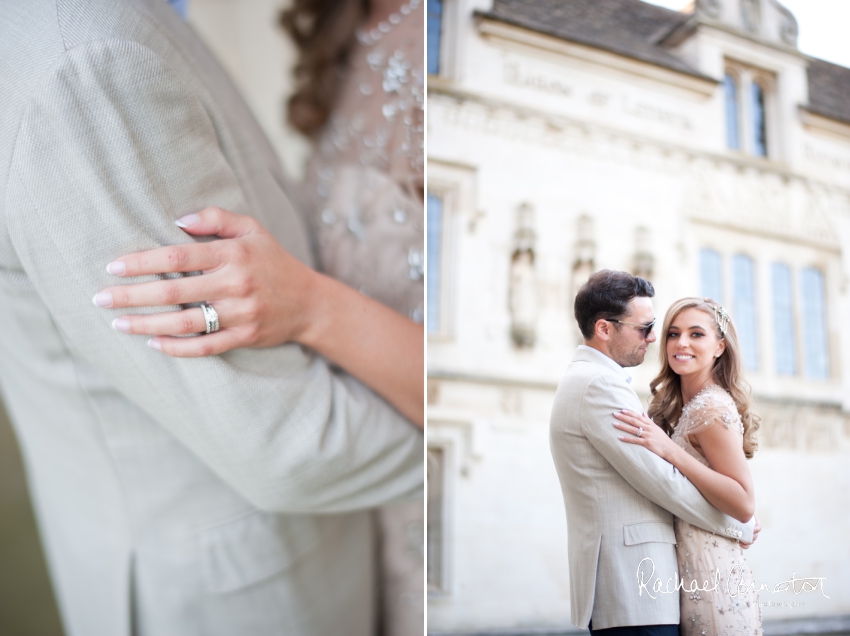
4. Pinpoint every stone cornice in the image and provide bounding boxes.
[428,82,850,205]
[799,106,850,141]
